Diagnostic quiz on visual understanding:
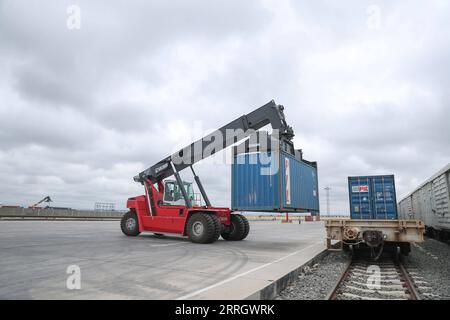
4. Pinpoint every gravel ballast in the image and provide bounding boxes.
[276,252,349,300]
[276,238,450,300]
[403,237,450,300]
